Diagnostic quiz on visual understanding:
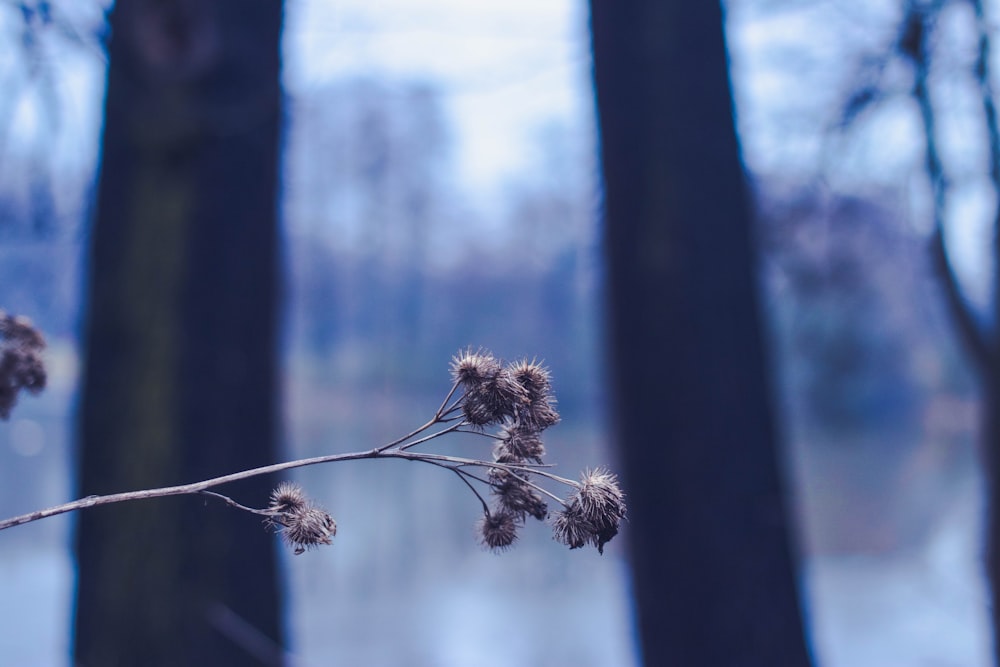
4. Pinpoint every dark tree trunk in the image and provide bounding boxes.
[589,1,813,665]
[74,1,285,665]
